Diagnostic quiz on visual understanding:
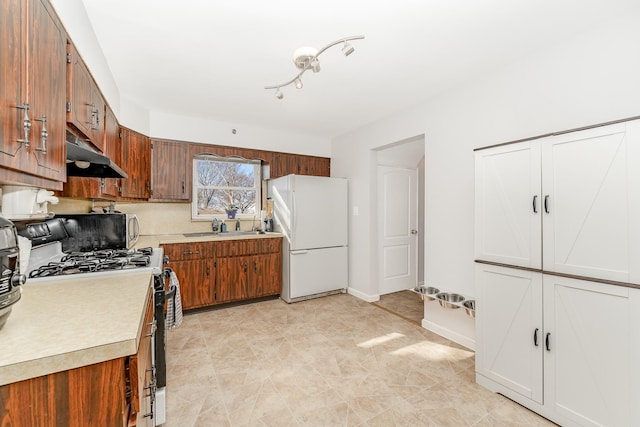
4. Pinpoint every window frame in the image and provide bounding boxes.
[191,155,262,221]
